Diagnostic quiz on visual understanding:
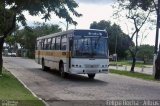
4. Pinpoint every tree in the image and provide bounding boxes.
[137,45,154,64]
[114,0,153,72]
[90,20,132,59]
[33,22,62,37]
[155,45,160,79]
[5,35,16,50]
[116,0,160,79]
[0,0,82,75]
[14,23,62,58]
[120,0,160,80]
[123,0,157,11]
